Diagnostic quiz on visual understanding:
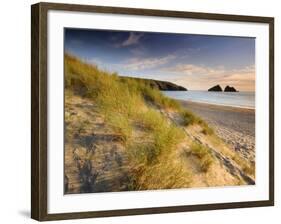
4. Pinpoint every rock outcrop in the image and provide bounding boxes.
[224,85,238,92]
[208,85,222,92]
